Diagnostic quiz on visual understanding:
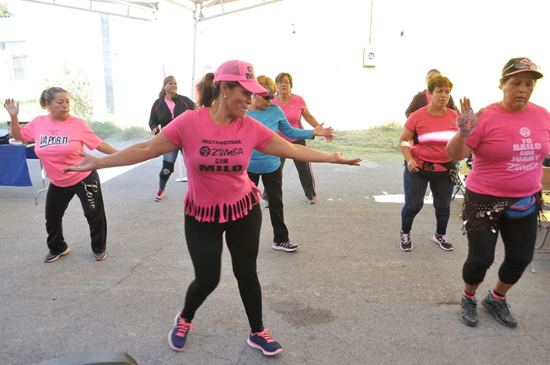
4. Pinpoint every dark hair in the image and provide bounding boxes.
[427,74,453,93]
[39,87,67,109]
[275,72,293,89]
[195,73,240,108]
[426,69,440,77]
[159,76,176,98]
